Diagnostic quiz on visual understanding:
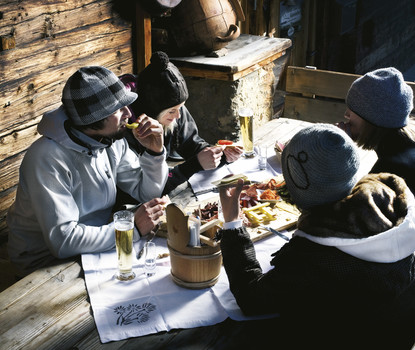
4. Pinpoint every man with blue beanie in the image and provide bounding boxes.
[218,124,415,348]
[338,67,415,194]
